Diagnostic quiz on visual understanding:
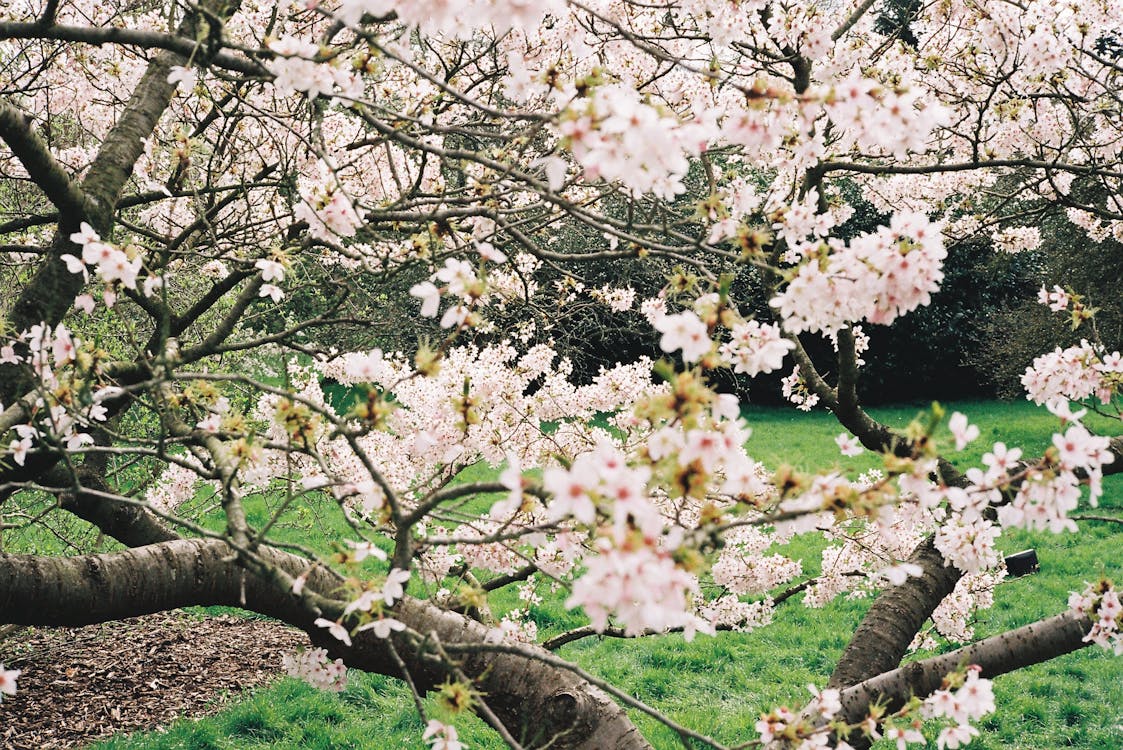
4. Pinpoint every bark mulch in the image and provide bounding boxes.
[0,612,308,749]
